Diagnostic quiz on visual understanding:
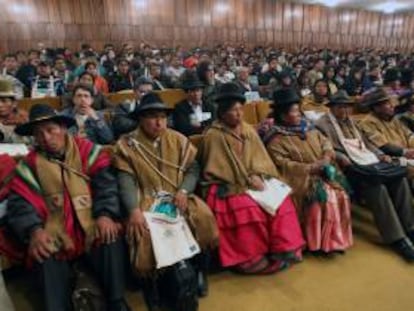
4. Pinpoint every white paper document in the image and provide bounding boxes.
[144,212,200,269]
[0,144,29,156]
[247,178,292,216]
